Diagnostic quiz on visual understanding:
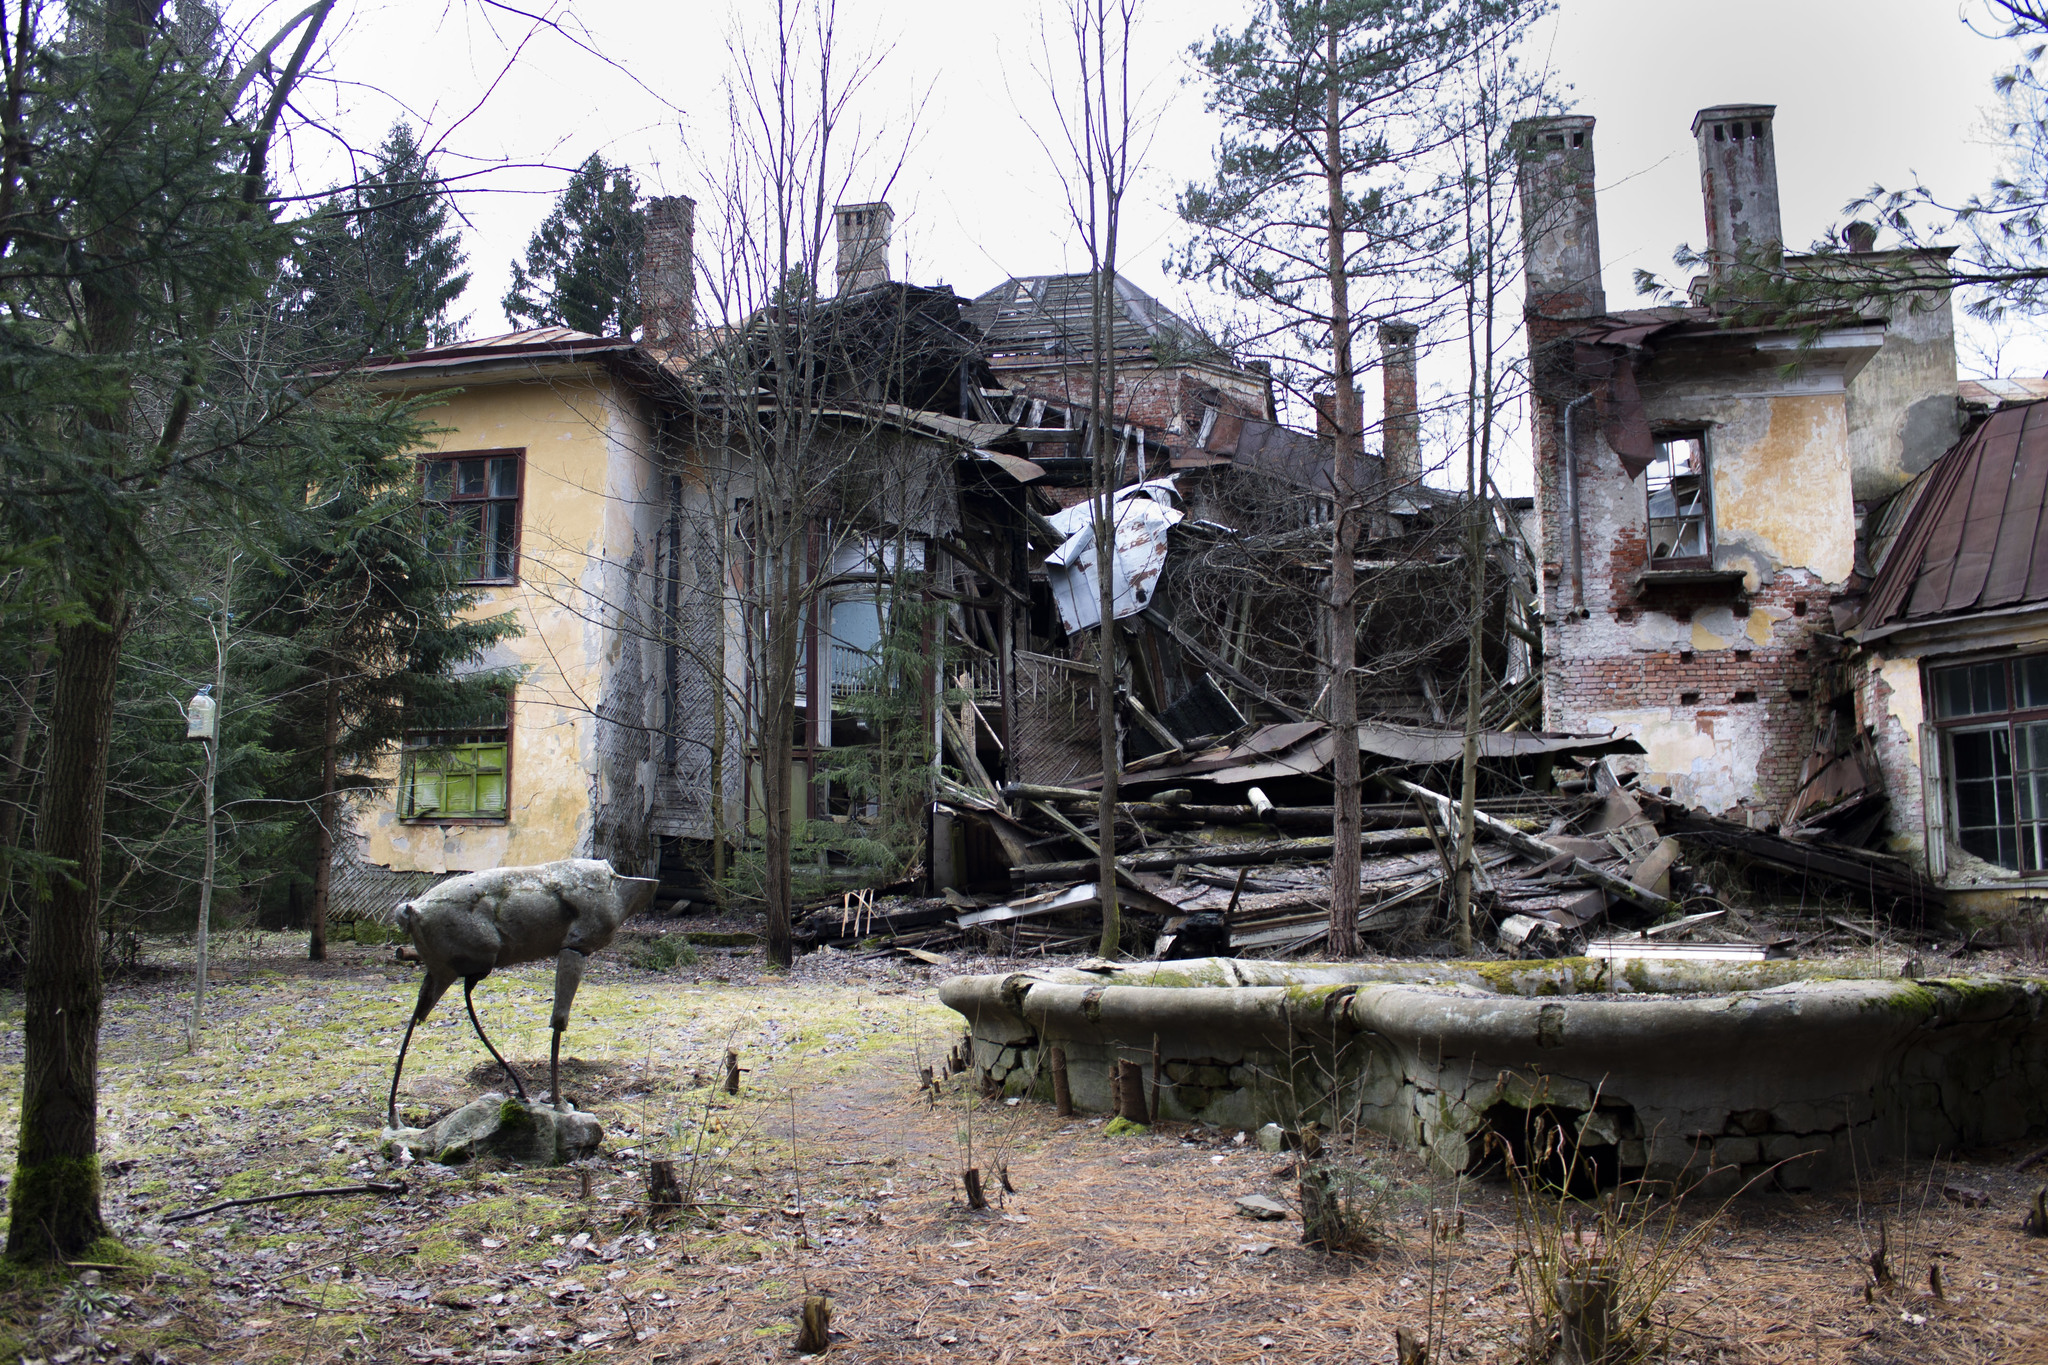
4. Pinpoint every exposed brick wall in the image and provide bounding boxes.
[1528,311,1842,819]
